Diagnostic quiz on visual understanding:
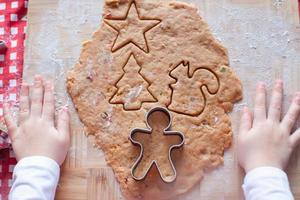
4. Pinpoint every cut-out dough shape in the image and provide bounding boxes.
[168,61,220,116]
[104,1,161,53]
[129,107,184,183]
[109,53,157,110]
